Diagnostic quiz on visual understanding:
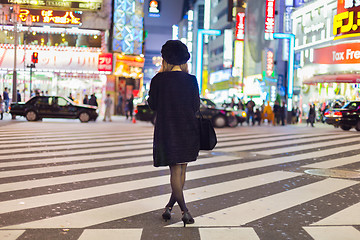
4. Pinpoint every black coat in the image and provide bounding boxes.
[148,71,200,167]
